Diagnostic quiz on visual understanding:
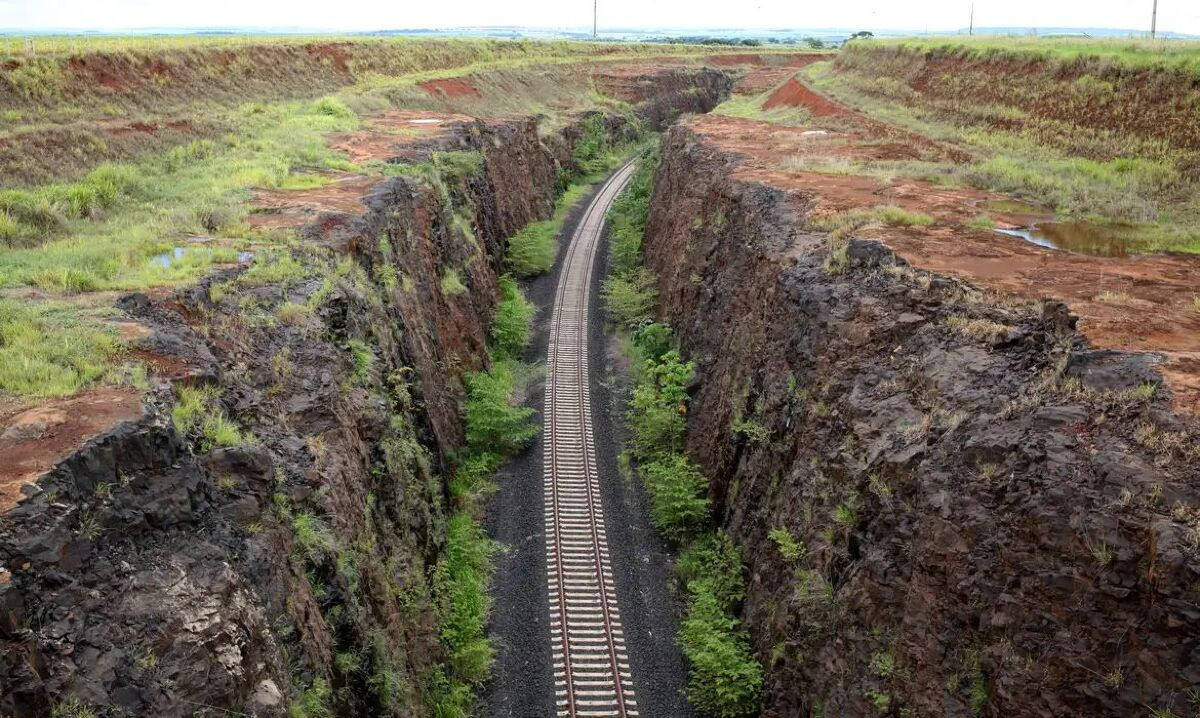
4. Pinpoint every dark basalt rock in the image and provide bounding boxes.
[642,121,1200,718]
